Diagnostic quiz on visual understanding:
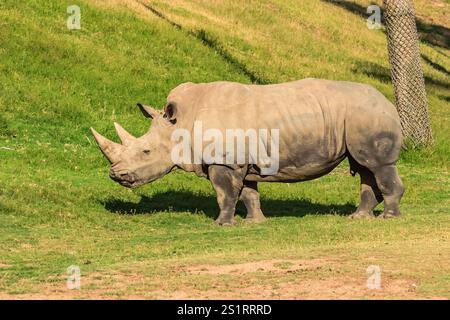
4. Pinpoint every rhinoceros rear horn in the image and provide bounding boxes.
[137,103,159,119]
[114,122,135,146]
[90,127,123,163]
